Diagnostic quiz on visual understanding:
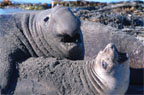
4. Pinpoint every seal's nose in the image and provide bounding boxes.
[103,43,119,62]
[104,43,118,54]
[104,43,129,63]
